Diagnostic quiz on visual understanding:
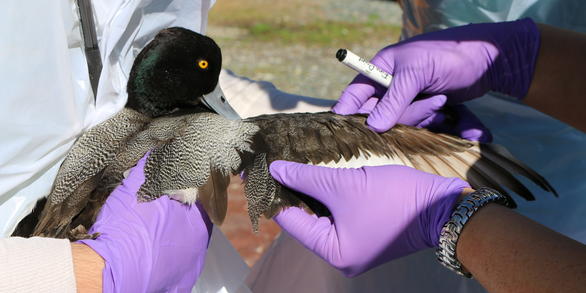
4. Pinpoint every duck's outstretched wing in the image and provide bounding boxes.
[19,110,557,237]
[243,112,557,229]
